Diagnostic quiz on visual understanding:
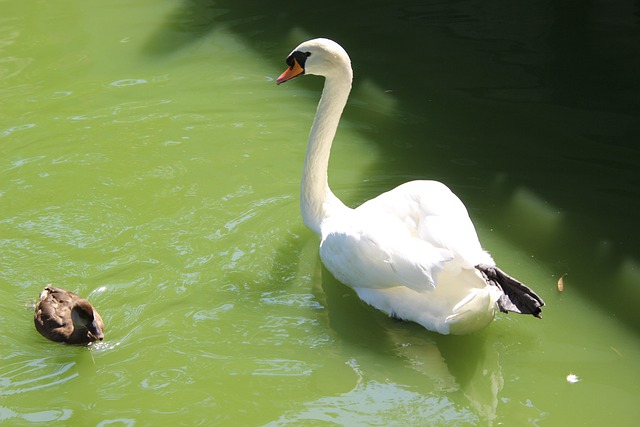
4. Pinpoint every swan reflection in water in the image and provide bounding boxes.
[318,265,507,425]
